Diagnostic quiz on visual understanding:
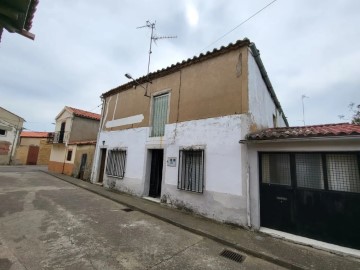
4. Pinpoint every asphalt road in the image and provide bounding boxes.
[0,166,285,270]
